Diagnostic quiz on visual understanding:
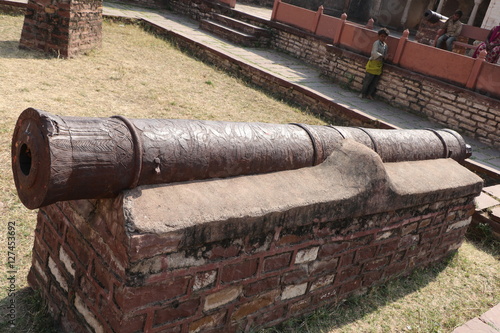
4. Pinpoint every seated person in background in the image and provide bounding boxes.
[473,24,500,63]
[436,10,463,51]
